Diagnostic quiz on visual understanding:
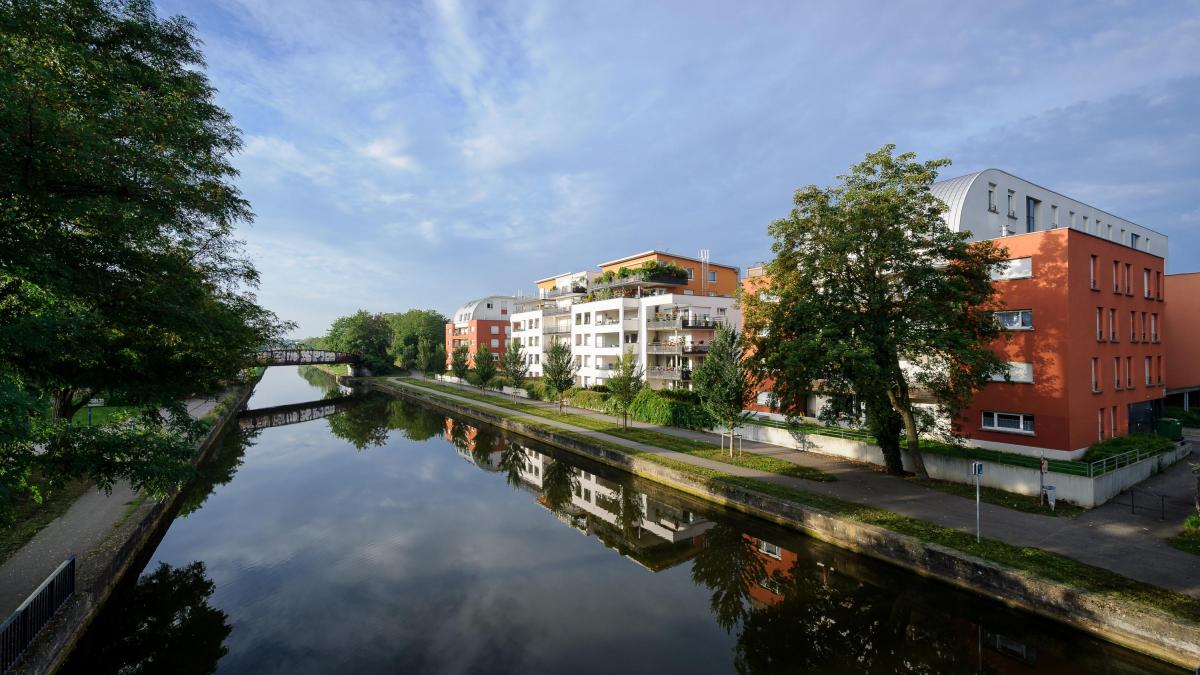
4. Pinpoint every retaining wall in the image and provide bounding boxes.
[736,422,1193,508]
[12,381,259,675]
[375,380,1200,669]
